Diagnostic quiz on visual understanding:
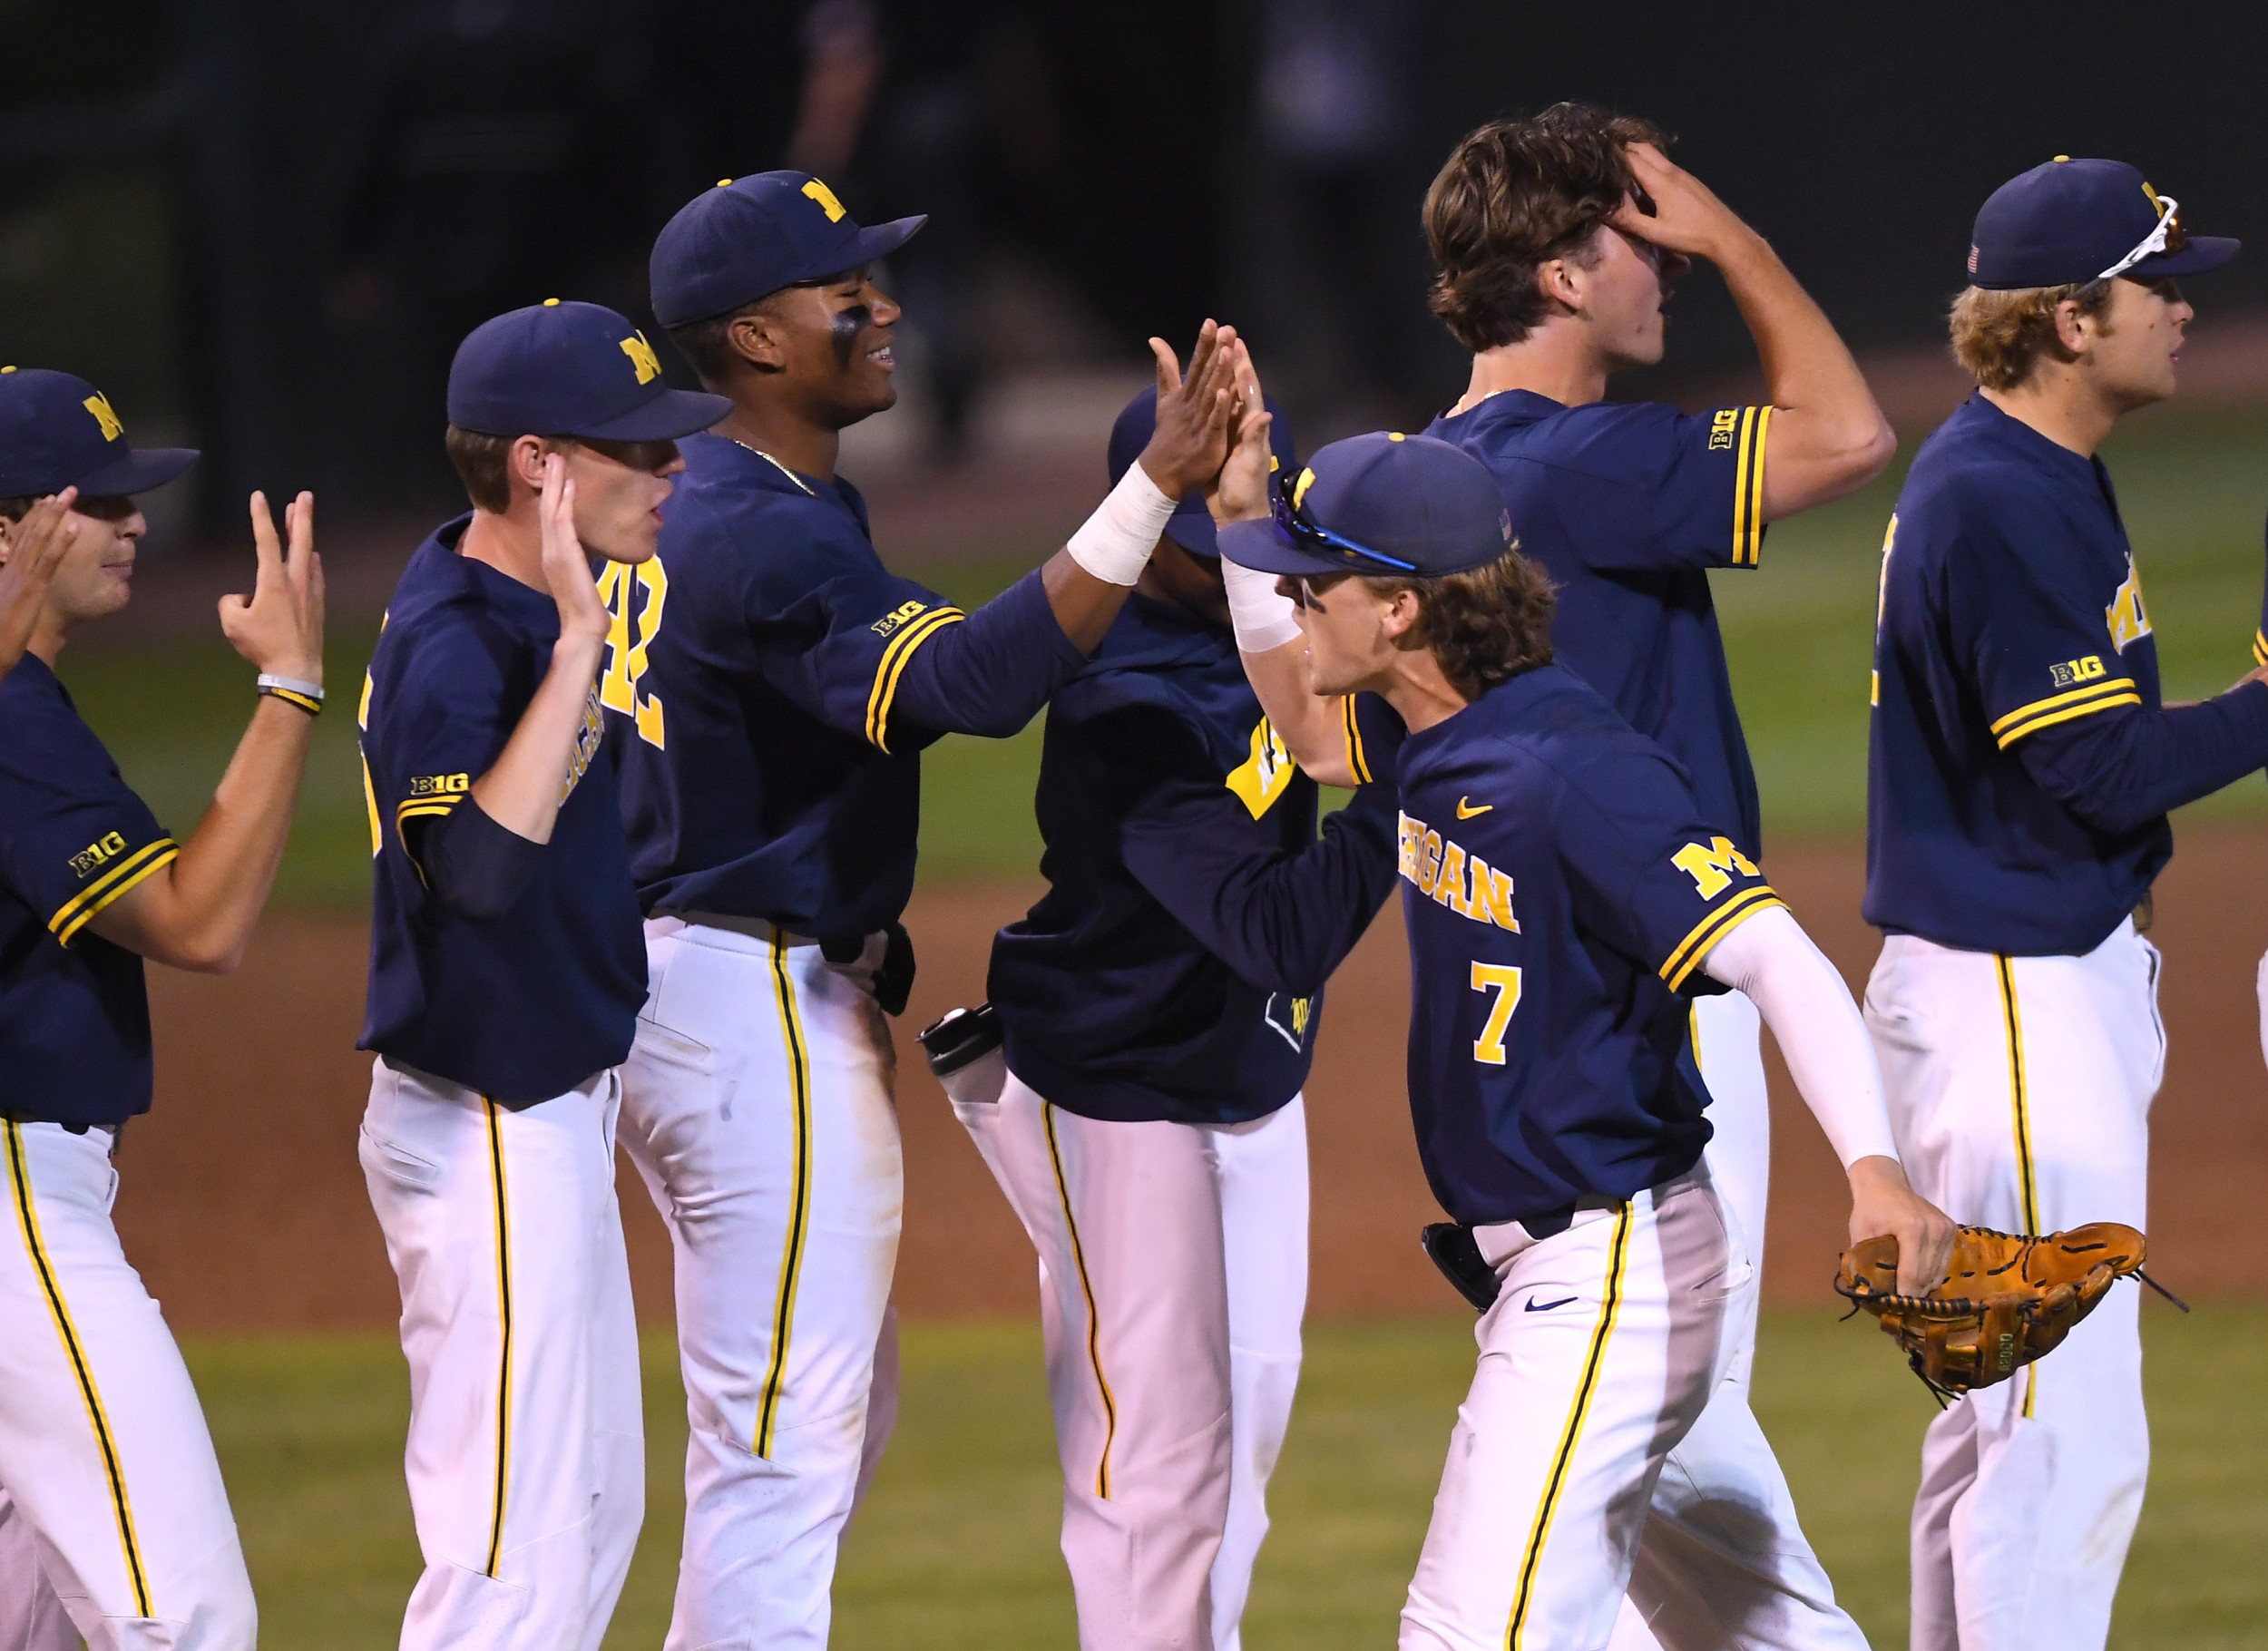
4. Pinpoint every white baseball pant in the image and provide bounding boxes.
[1608,990,1867,1651]
[619,915,903,1651]
[359,1060,643,1651]
[1402,1168,1788,1650]
[949,1052,1306,1651]
[1864,919,2158,1651]
[0,1120,255,1651]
